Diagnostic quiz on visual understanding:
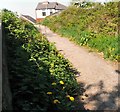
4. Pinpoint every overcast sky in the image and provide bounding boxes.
[0,0,113,18]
